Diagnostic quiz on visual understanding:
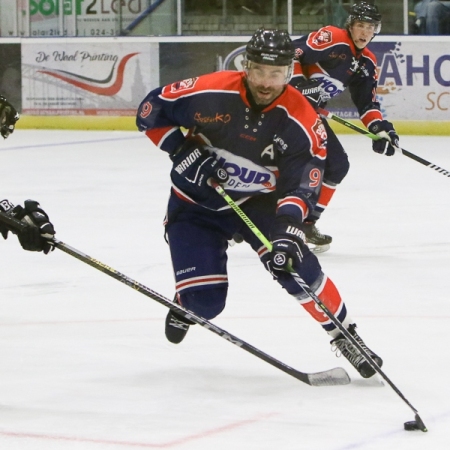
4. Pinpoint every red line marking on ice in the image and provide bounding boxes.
[3,313,449,328]
[0,412,277,448]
